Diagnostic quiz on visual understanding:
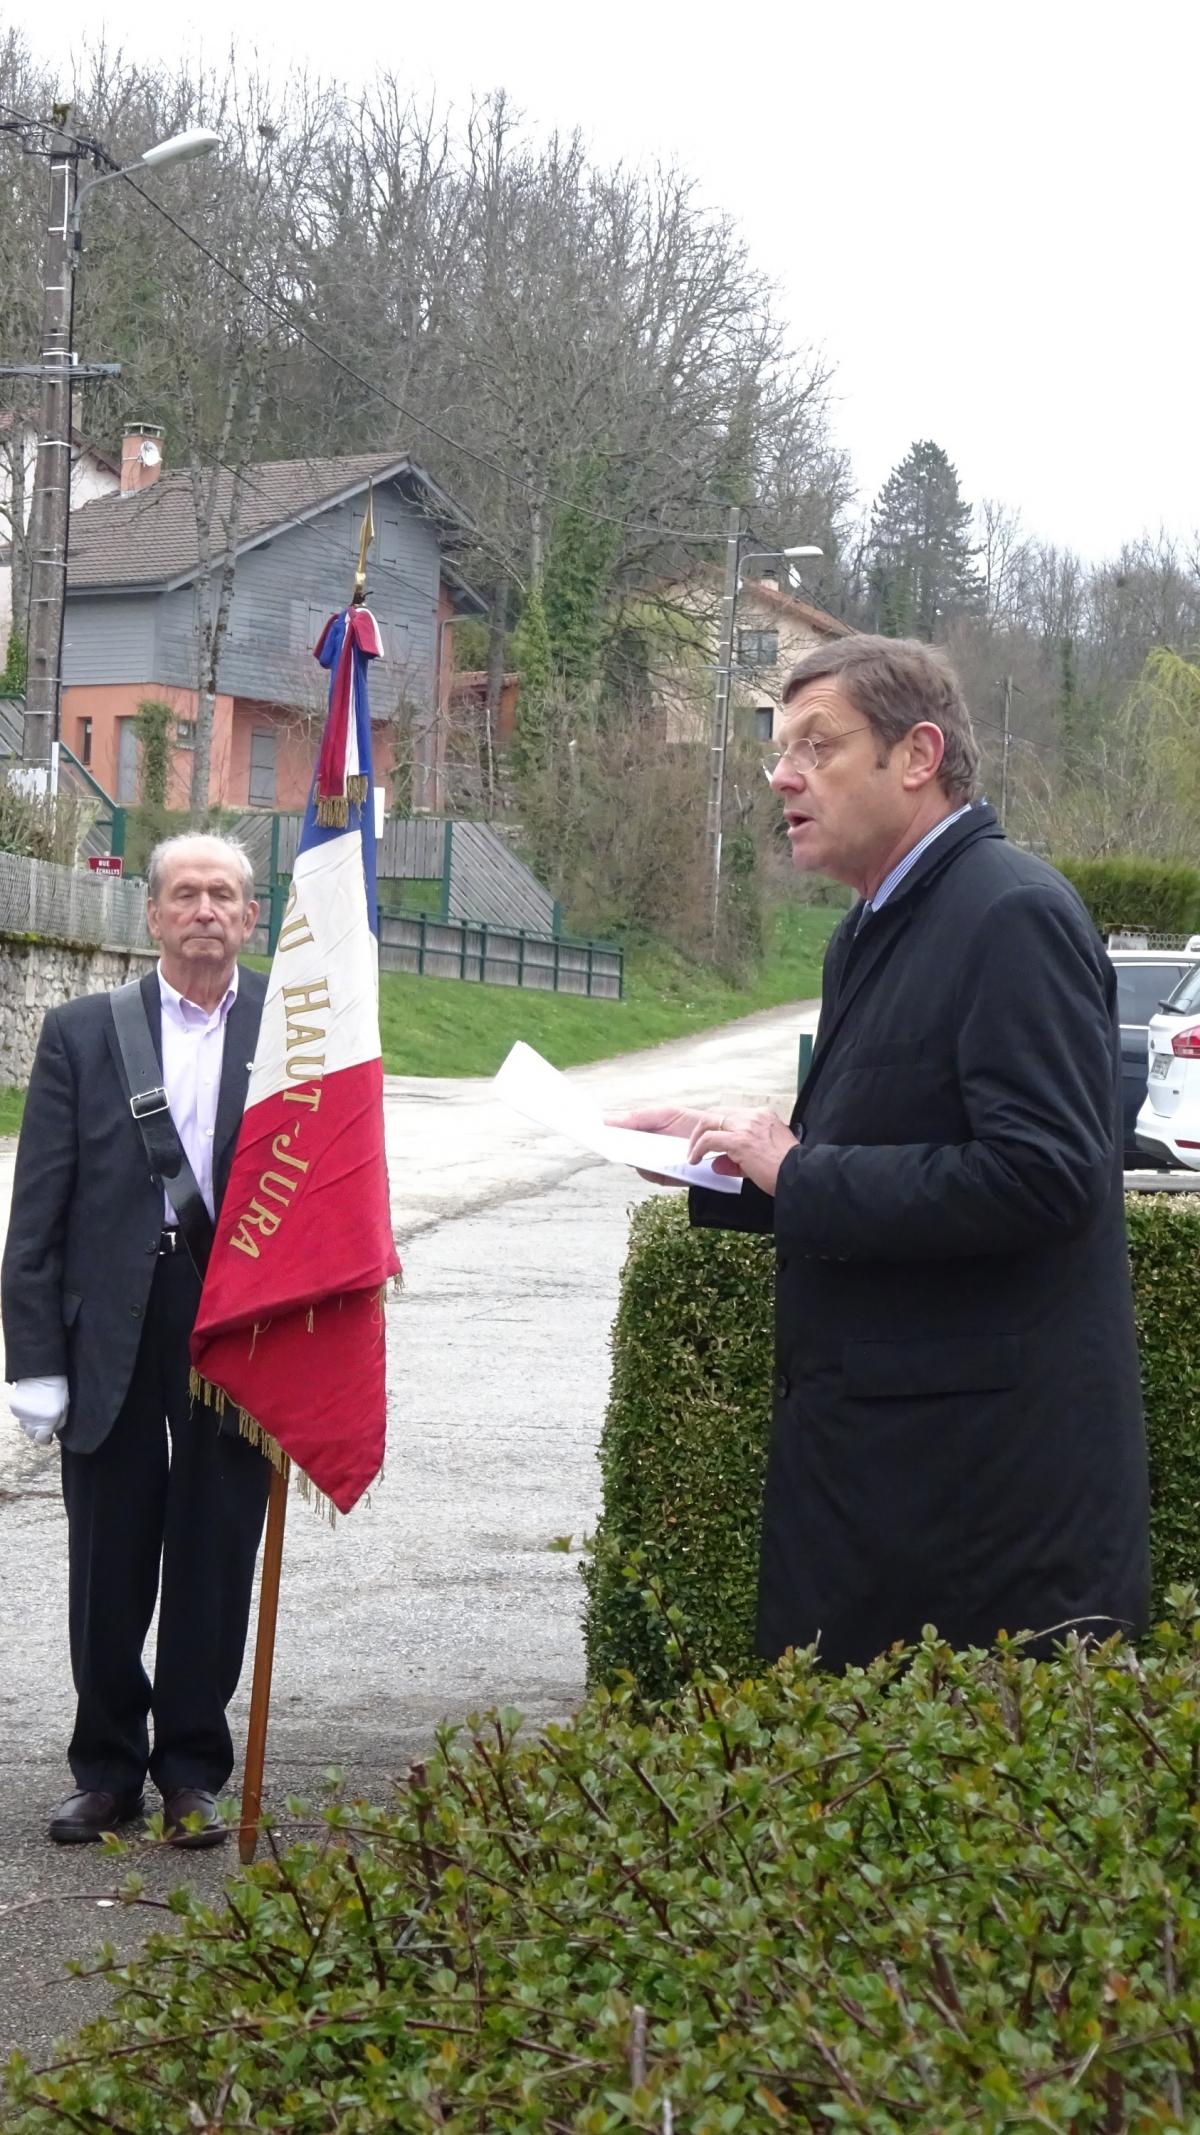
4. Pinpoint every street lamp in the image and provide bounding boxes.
[707,513,824,938]
[22,120,220,772]
[137,127,222,171]
[739,542,824,572]
[73,127,221,227]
